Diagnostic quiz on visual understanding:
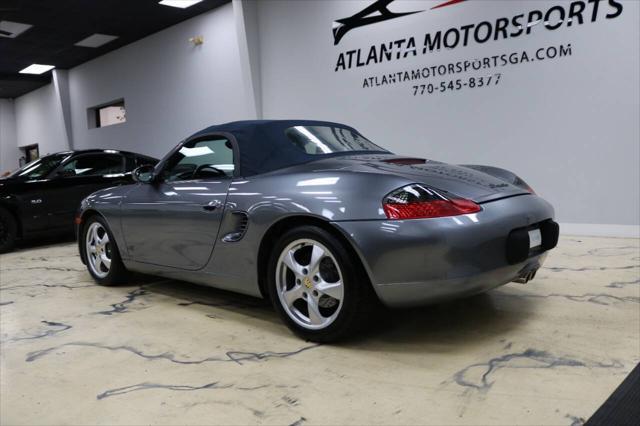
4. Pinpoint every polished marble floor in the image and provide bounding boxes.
[1,236,638,425]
